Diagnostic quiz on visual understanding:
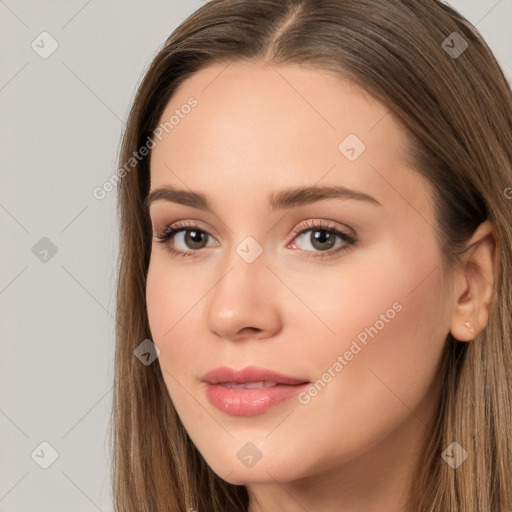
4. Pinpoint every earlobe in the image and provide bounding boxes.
[464,321,475,333]
[449,219,497,343]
